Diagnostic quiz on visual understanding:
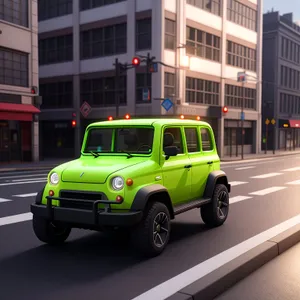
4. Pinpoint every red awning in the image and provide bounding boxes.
[0,103,40,121]
[289,120,300,128]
